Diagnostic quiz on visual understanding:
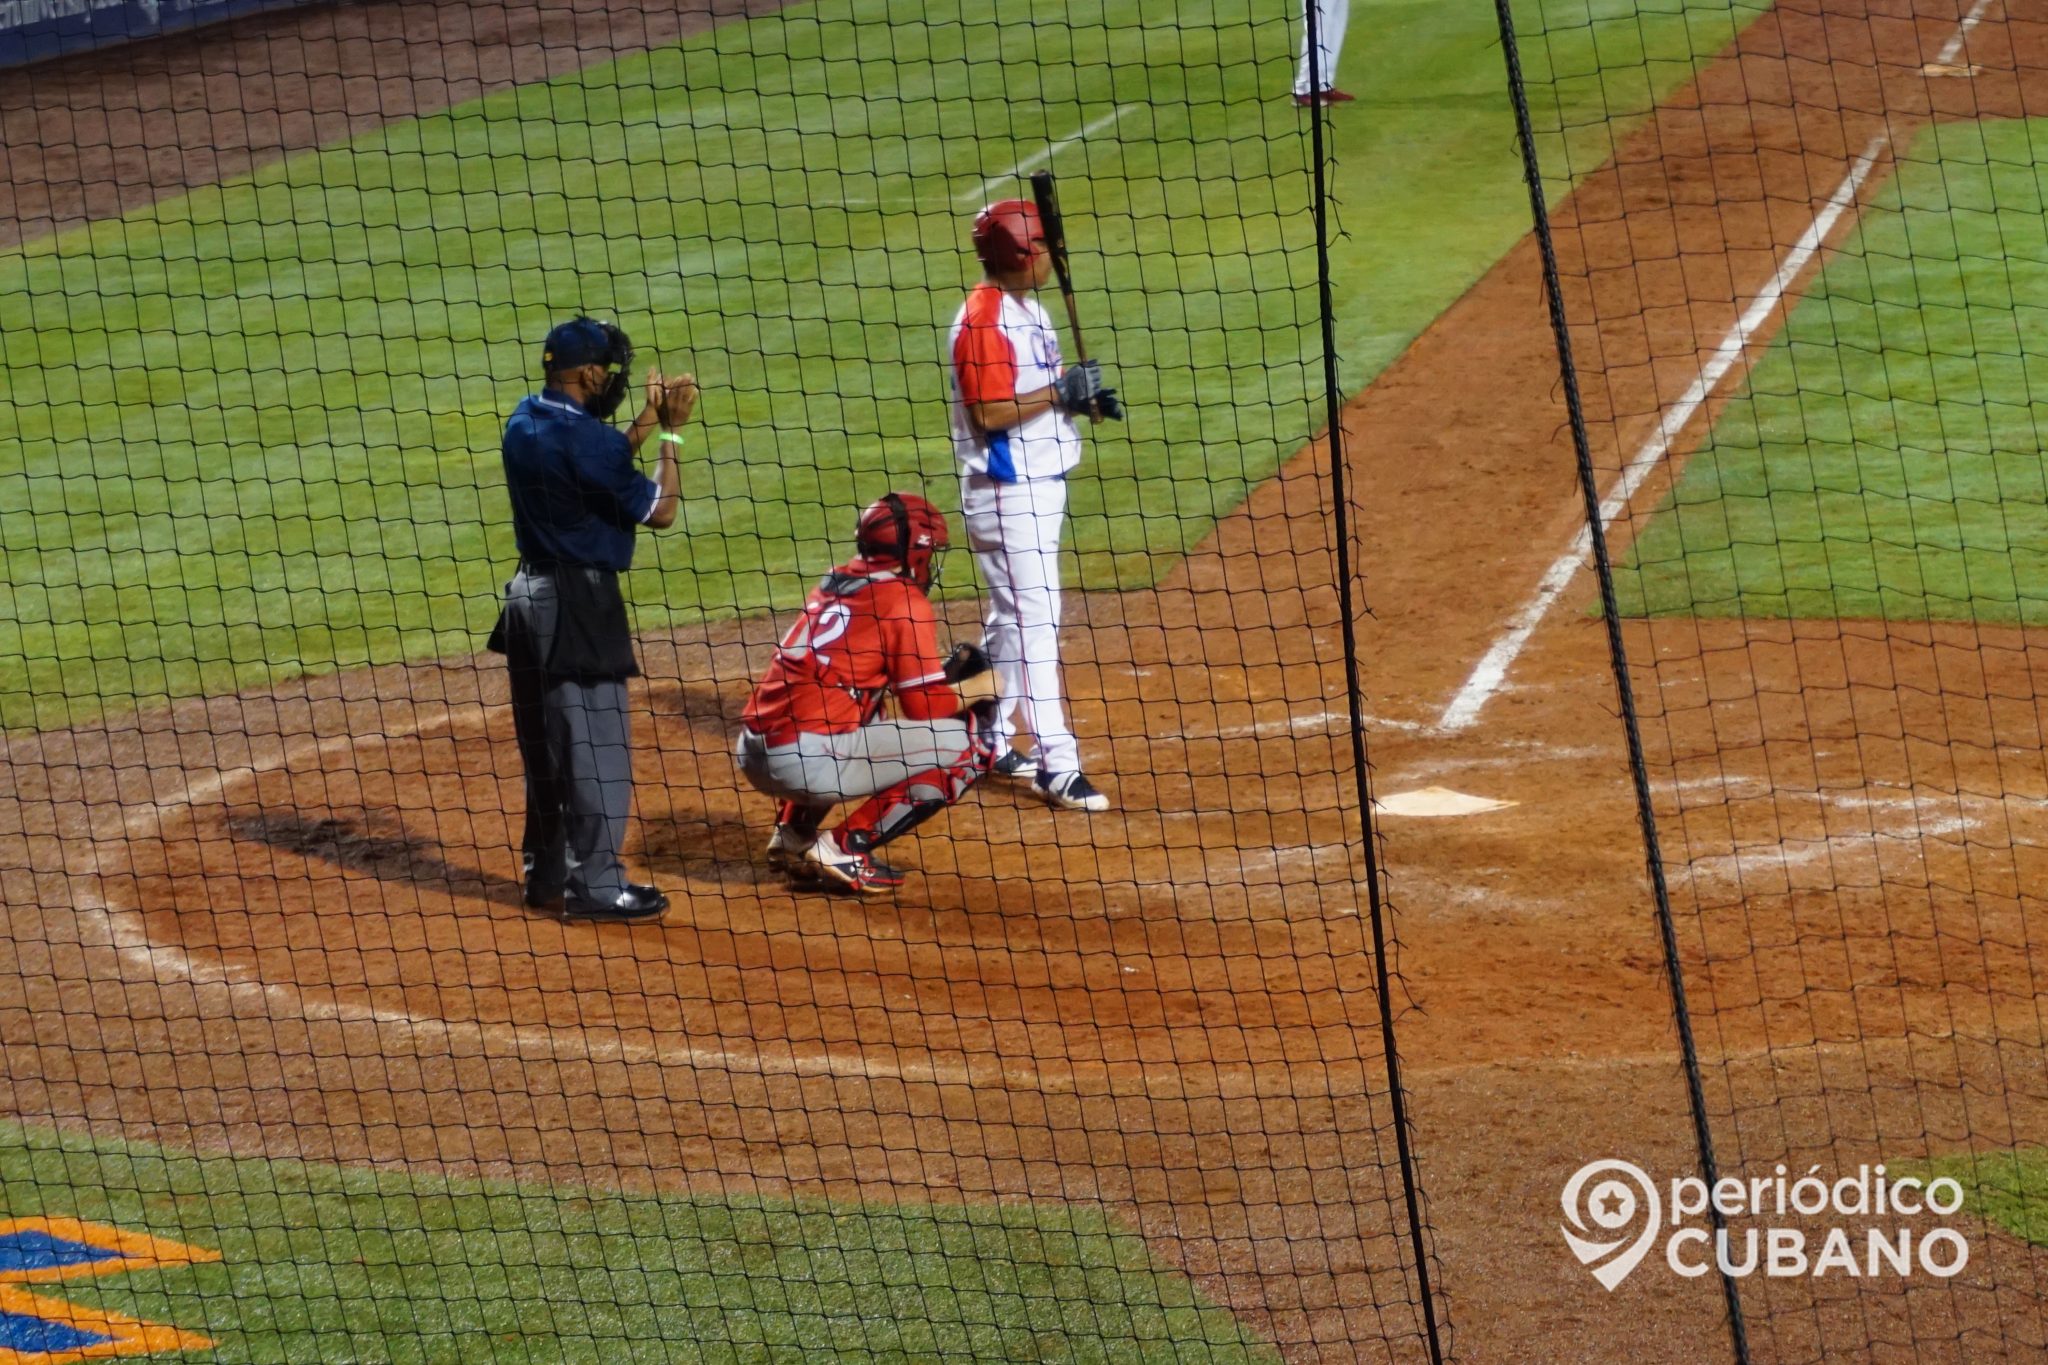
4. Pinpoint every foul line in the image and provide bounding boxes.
[1436,129,1892,733]
[955,105,1132,206]
[1935,0,1995,64]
